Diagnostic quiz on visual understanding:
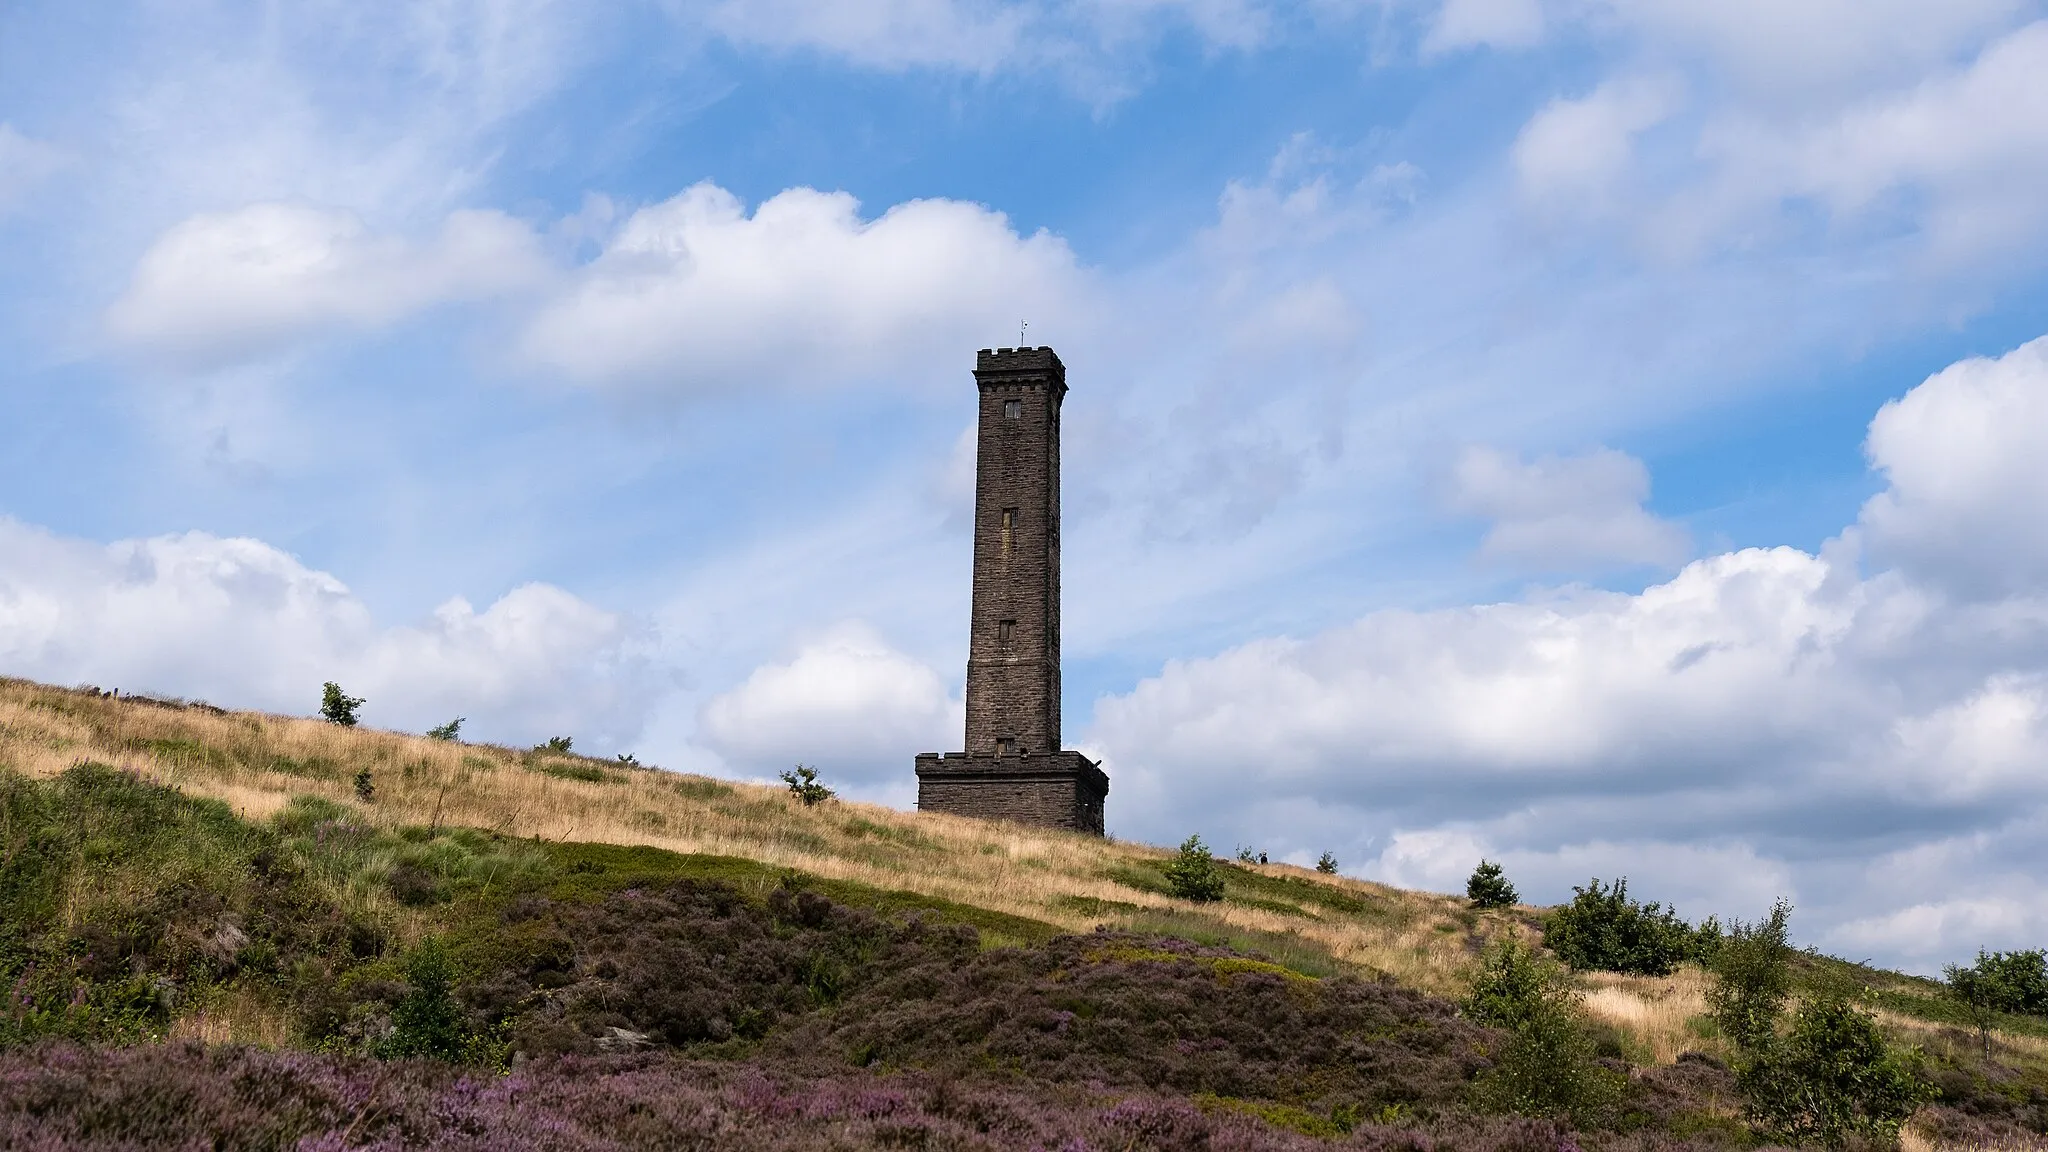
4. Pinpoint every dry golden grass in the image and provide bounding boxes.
[0,678,1521,996]
[1578,966,1721,1065]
